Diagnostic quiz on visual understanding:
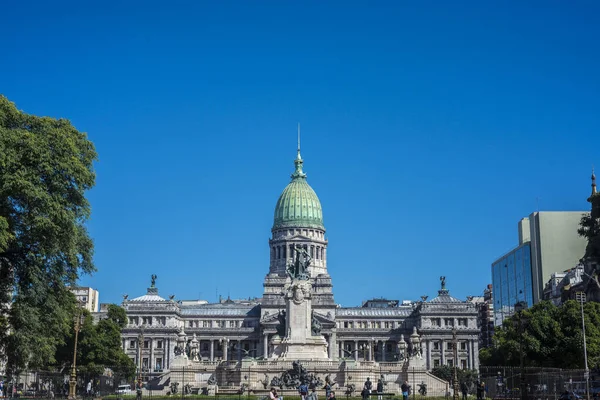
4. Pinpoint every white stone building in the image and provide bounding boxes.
[118,147,480,379]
